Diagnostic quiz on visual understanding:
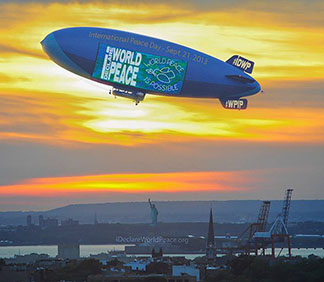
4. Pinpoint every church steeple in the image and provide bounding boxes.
[206,208,216,260]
